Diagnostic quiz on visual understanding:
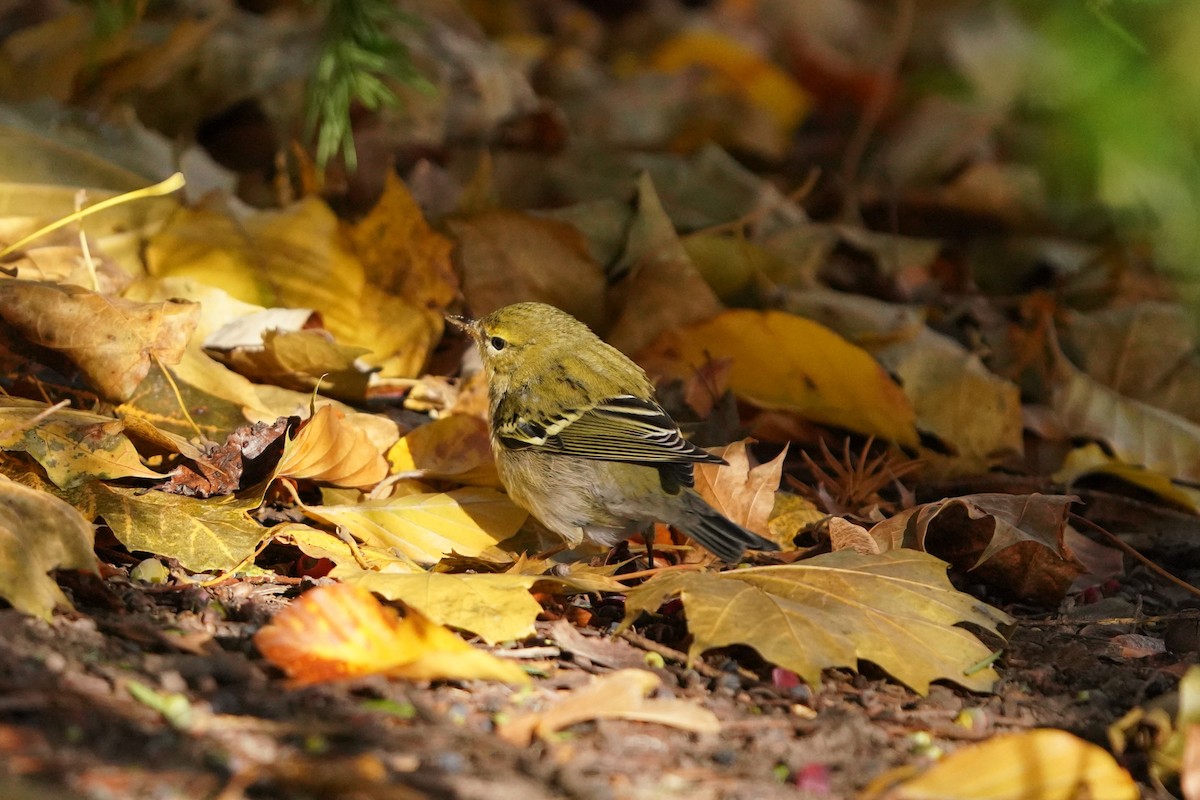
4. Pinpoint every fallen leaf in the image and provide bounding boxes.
[497,668,719,745]
[274,404,388,489]
[868,493,1082,604]
[299,487,527,566]
[342,571,542,645]
[347,171,458,311]
[68,481,268,573]
[0,477,97,619]
[1052,349,1200,485]
[885,729,1137,800]
[447,209,607,330]
[607,172,723,355]
[620,549,1011,694]
[1056,442,1200,514]
[0,279,199,402]
[386,414,500,487]
[254,583,528,685]
[694,439,786,538]
[641,309,919,448]
[0,398,160,487]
